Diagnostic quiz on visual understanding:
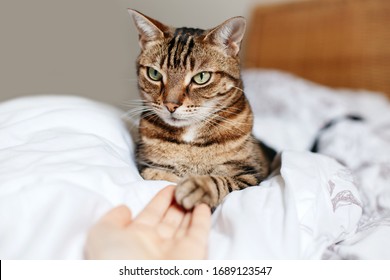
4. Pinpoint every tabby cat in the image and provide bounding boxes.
[129,9,275,210]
